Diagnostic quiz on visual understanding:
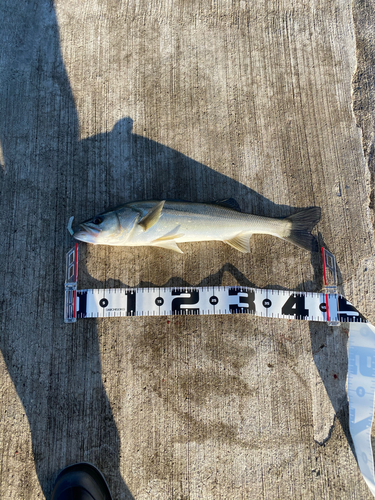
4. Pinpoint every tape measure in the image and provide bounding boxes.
[74,286,365,322]
[65,245,364,323]
[348,322,375,496]
[63,243,375,497]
